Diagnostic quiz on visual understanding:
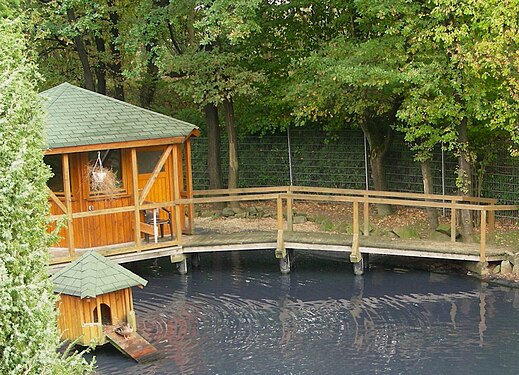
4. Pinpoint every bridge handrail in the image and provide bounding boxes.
[193,186,497,205]
[50,186,515,266]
